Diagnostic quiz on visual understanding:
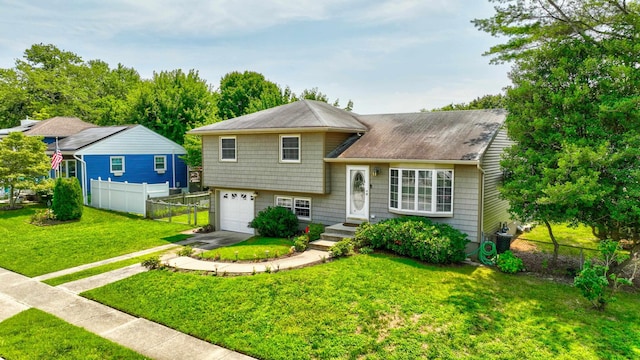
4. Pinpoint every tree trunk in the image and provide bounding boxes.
[7,184,15,209]
[611,241,640,274]
[543,219,560,266]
